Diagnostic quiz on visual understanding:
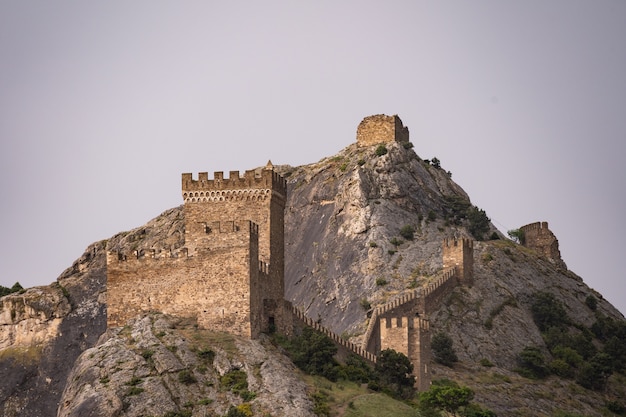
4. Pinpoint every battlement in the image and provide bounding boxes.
[291,306,377,363]
[356,114,410,147]
[520,221,549,233]
[380,316,430,331]
[182,164,287,201]
[443,237,473,250]
[519,221,567,269]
